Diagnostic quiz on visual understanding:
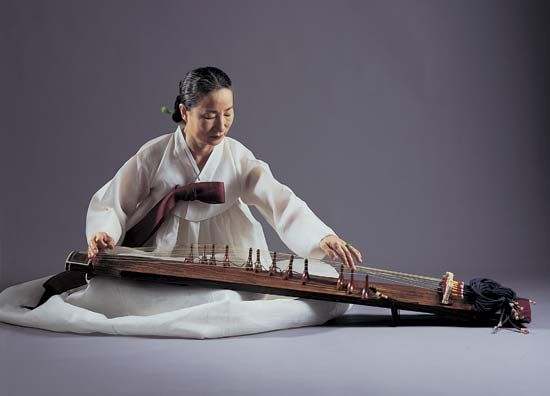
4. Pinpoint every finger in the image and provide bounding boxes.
[333,244,350,268]
[88,239,97,251]
[326,242,342,261]
[342,246,356,270]
[96,239,109,249]
[106,236,115,249]
[345,244,363,262]
[321,245,338,261]
[88,239,99,256]
[90,237,100,251]
[328,248,338,261]
[98,235,113,249]
[99,238,114,250]
[348,245,363,263]
[320,239,338,260]
[88,246,97,259]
